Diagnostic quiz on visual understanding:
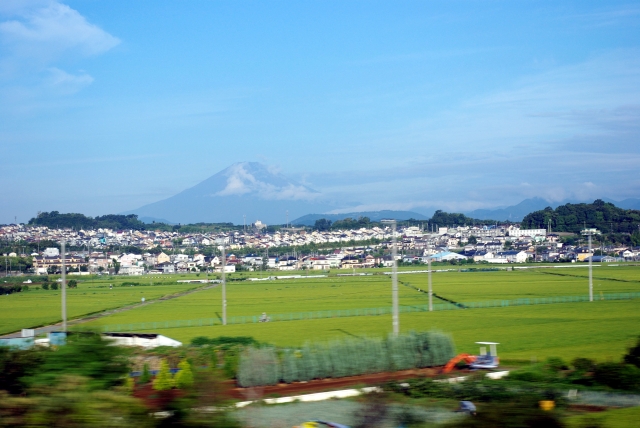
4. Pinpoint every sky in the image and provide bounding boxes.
[1,0,639,224]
